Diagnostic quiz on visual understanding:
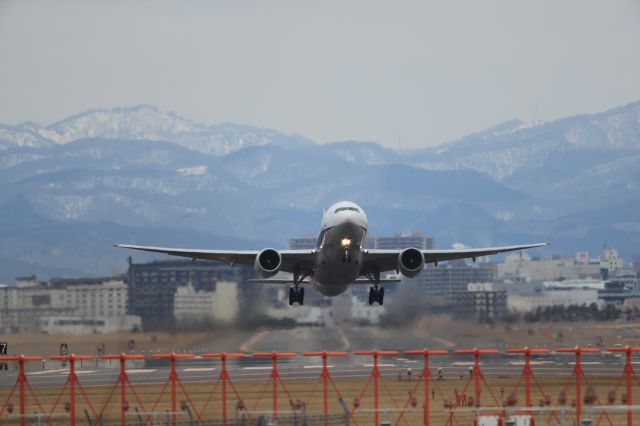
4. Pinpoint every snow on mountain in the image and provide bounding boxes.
[318,141,400,165]
[406,101,640,181]
[38,105,201,144]
[0,123,53,150]
[0,105,314,155]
